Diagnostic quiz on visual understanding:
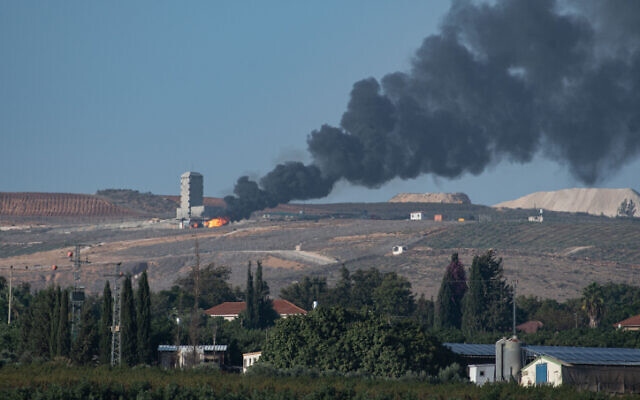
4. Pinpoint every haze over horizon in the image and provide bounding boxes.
[2,1,639,208]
